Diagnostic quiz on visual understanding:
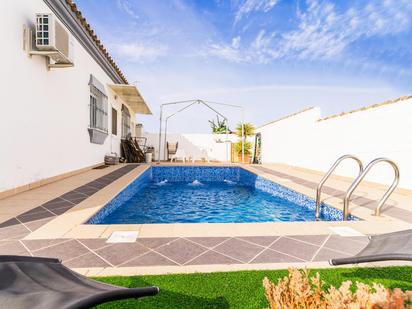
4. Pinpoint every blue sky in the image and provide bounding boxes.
[76,0,412,133]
